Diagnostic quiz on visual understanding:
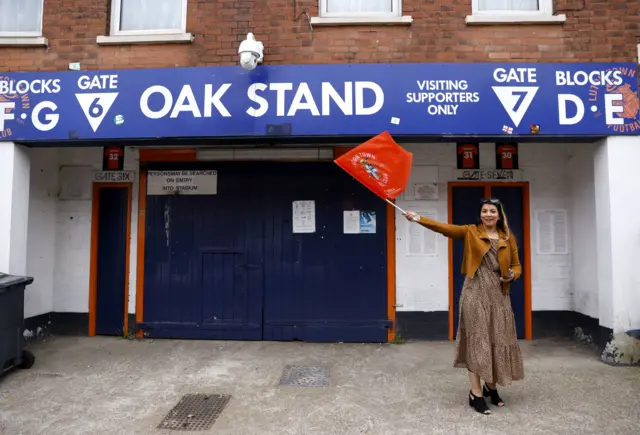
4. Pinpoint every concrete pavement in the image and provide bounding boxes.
[0,336,638,435]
